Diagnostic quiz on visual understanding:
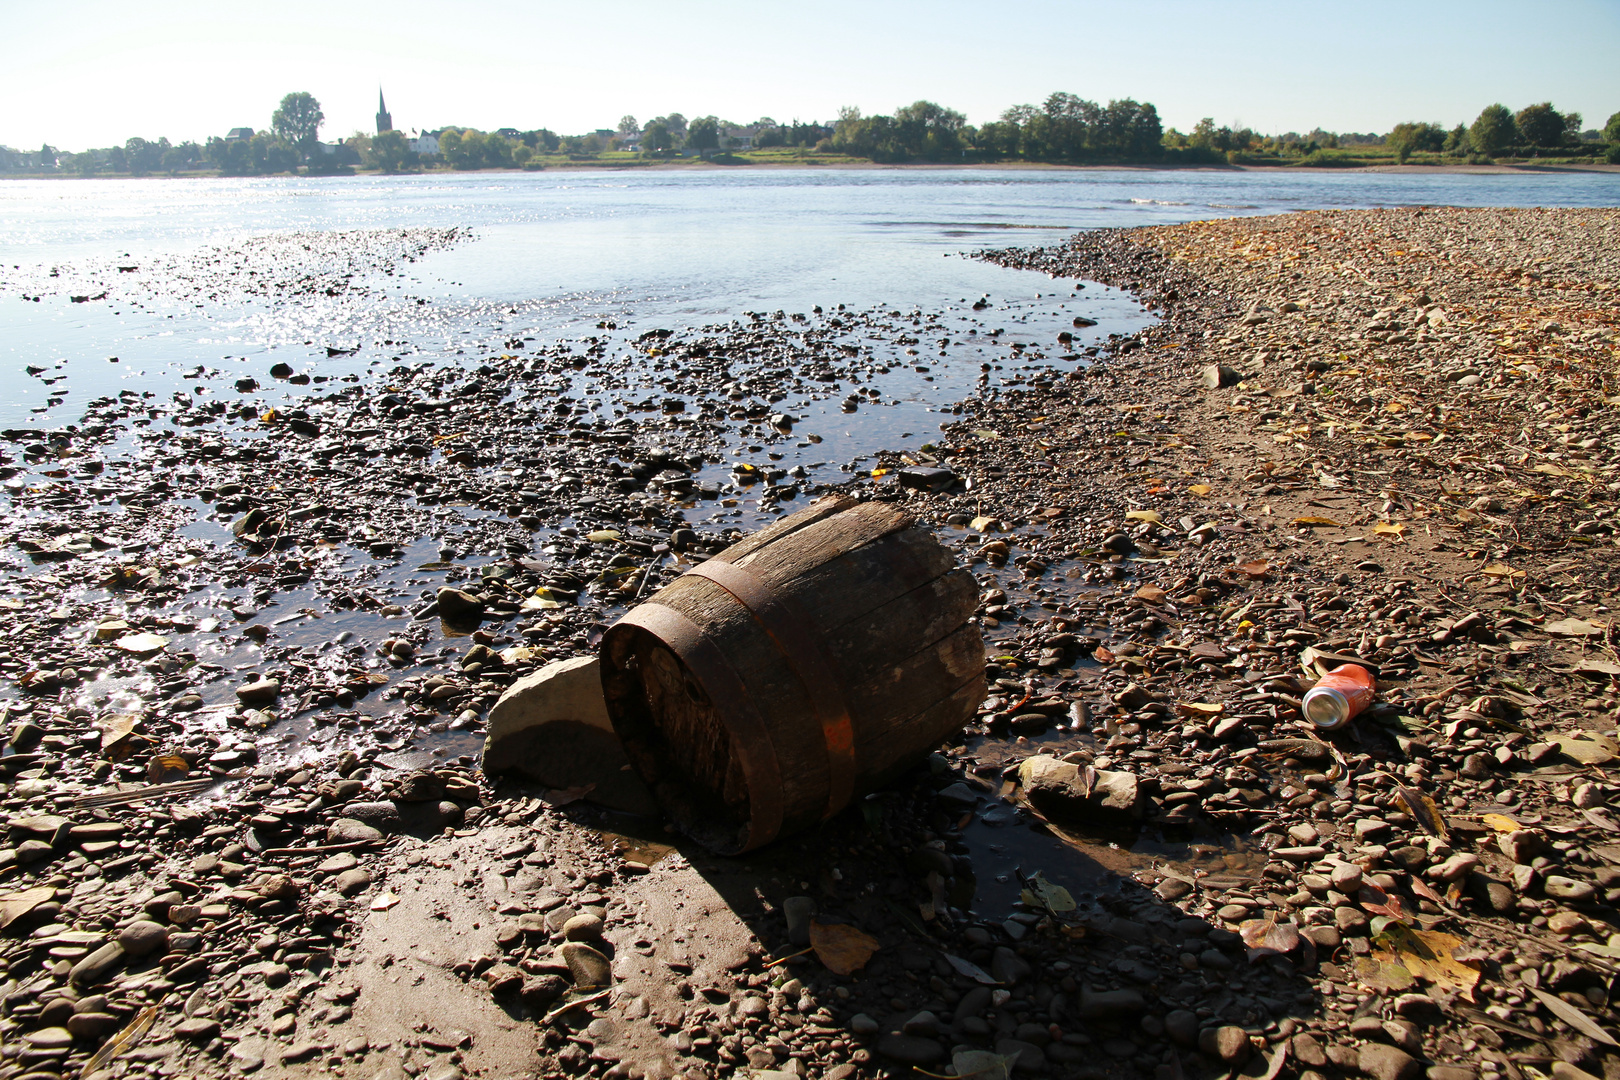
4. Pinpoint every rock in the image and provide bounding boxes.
[850,1013,880,1037]
[521,974,568,1011]
[1394,993,1442,1021]
[997,1038,1047,1072]
[327,818,384,844]
[1427,853,1479,883]
[175,1016,221,1041]
[991,946,1033,985]
[481,655,656,815]
[335,868,372,896]
[1331,863,1364,892]
[1544,876,1596,902]
[784,896,816,946]
[1165,1009,1200,1046]
[1156,877,1194,901]
[70,941,125,985]
[1018,755,1143,824]
[236,677,281,703]
[1500,829,1546,864]
[1552,1065,1601,1080]
[559,941,612,988]
[1336,906,1369,934]
[1200,364,1240,389]
[1382,1020,1423,1054]
[1428,1068,1476,1080]
[258,873,299,900]
[1293,1034,1328,1068]
[1460,753,1493,779]
[1199,1025,1251,1065]
[117,920,169,958]
[339,801,403,831]
[1080,987,1145,1018]
[562,913,604,941]
[1360,1044,1421,1080]
[903,1011,940,1037]
[67,1012,121,1039]
[876,1034,944,1066]
[26,1026,73,1049]
[436,587,486,623]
